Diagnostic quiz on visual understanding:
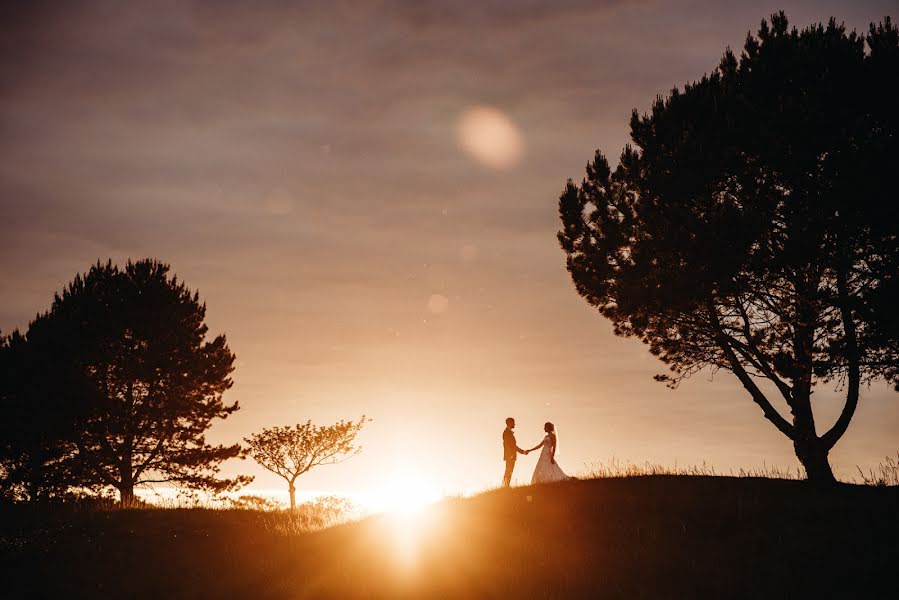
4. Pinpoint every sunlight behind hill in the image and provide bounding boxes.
[360,472,443,515]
